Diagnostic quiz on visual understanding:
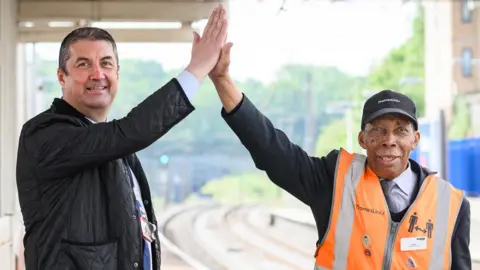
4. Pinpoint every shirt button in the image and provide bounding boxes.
[133,215,136,220]
[144,200,148,205]
[133,262,138,267]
